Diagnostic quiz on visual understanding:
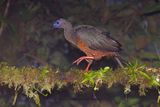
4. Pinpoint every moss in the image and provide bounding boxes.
[0,62,159,106]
